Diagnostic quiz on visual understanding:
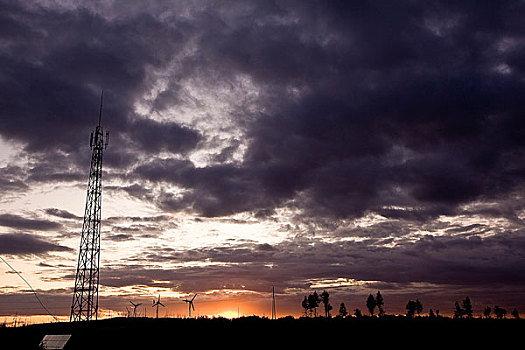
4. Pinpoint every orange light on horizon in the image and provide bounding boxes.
[213,310,239,319]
